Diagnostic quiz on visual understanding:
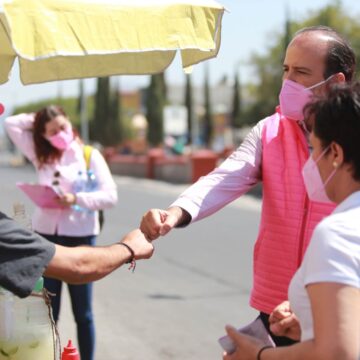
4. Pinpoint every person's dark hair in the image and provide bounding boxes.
[306,81,360,181]
[33,105,67,166]
[295,26,356,82]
